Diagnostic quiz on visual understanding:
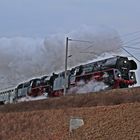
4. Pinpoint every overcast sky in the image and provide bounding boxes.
[0,0,140,37]
[0,0,140,88]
